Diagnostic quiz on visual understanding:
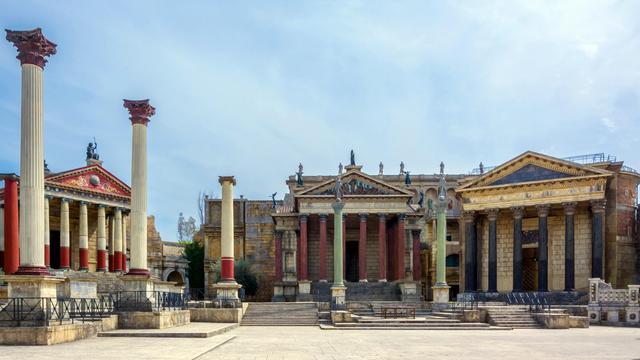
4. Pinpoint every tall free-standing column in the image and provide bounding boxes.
[378,214,387,282]
[564,202,577,291]
[59,198,70,270]
[113,208,123,272]
[433,163,450,306]
[6,29,56,275]
[298,214,308,281]
[332,202,345,286]
[591,199,606,279]
[511,207,524,292]
[487,208,499,293]
[78,201,89,271]
[3,177,19,274]
[318,214,328,282]
[44,196,50,267]
[537,204,550,292]
[124,99,155,276]
[219,176,236,282]
[412,230,421,282]
[96,205,107,272]
[397,214,406,281]
[463,211,477,292]
[358,213,367,282]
